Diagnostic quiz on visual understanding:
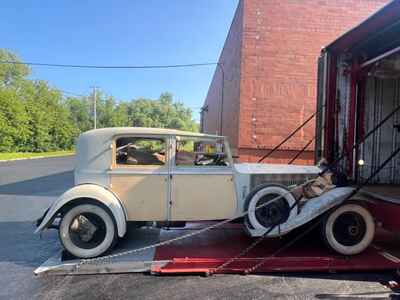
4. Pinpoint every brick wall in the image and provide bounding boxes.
[202,0,244,151]
[203,0,389,163]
